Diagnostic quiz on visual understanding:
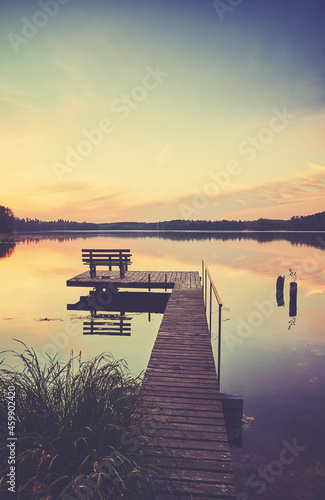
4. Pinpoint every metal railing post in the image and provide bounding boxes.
[218,303,222,390]
[202,258,223,390]
[209,282,212,336]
